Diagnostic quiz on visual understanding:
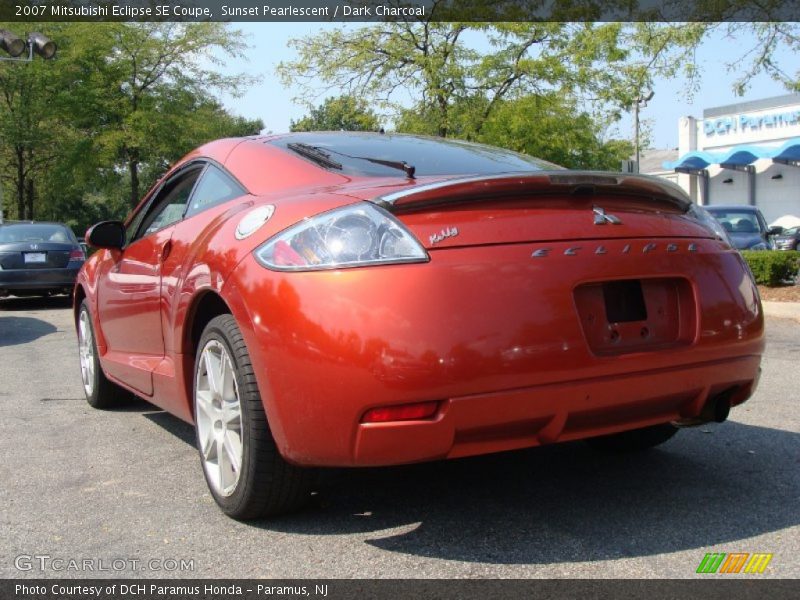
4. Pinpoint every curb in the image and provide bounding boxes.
[762,301,800,323]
